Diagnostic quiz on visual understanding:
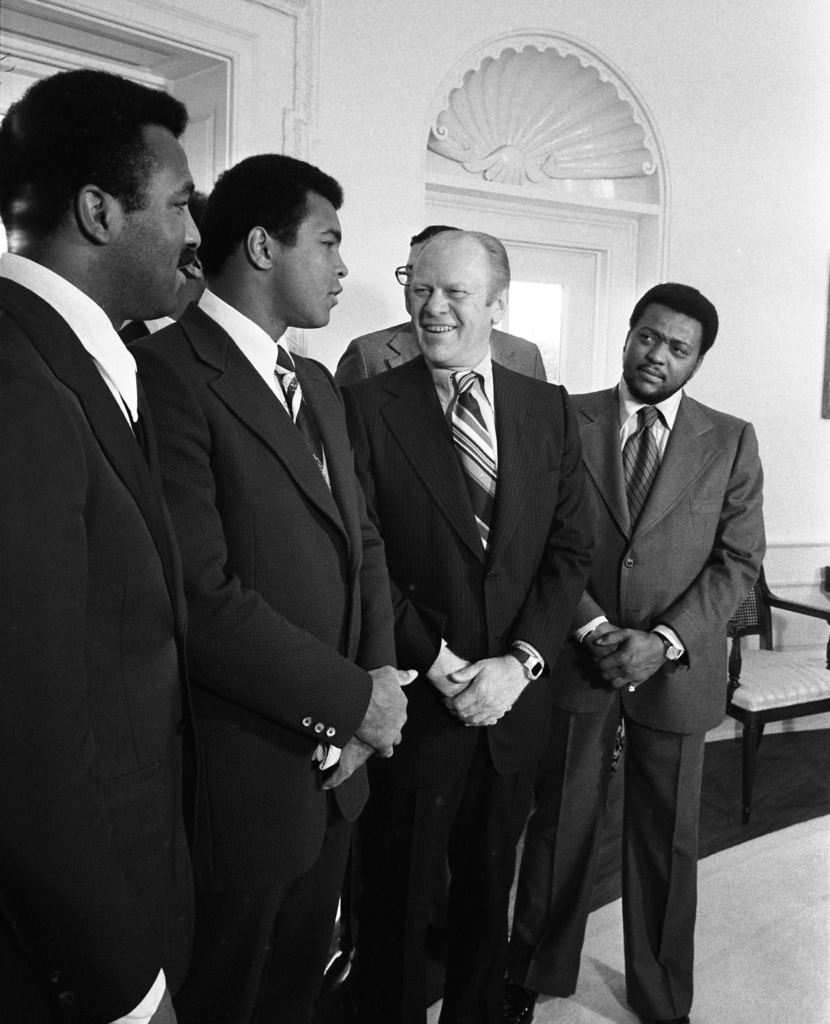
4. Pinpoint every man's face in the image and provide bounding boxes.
[409,234,505,371]
[402,241,423,316]
[622,303,704,403]
[270,190,347,330]
[116,124,200,321]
